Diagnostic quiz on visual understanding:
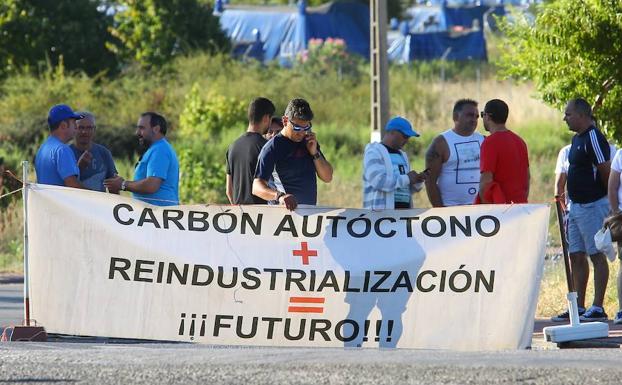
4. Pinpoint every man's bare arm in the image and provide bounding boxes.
[424,136,448,207]
[226,174,234,204]
[596,160,611,190]
[252,178,278,202]
[479,172,493,203]
[63,175,85,189]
